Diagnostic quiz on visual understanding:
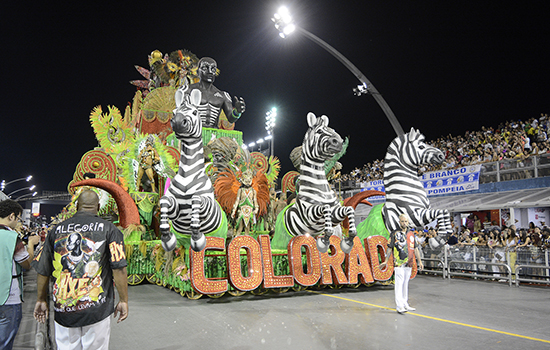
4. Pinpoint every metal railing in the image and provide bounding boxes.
[479,153,550,183]
[420,257,447,278]
[515,265,550,286]
[418,243,550,287]
[447,259,513,286]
